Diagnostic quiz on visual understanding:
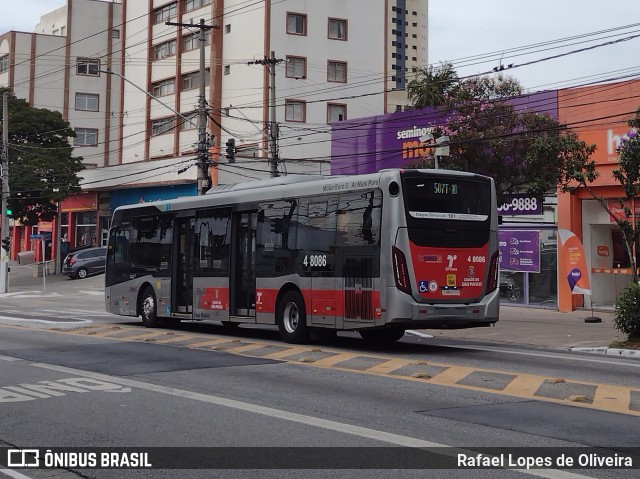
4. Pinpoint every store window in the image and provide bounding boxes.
[75,211,97,248]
